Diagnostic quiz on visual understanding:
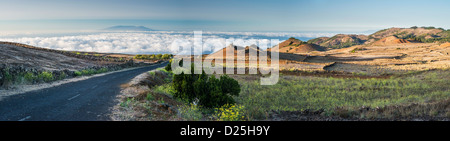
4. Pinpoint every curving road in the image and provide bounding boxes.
[0,62,168,121]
